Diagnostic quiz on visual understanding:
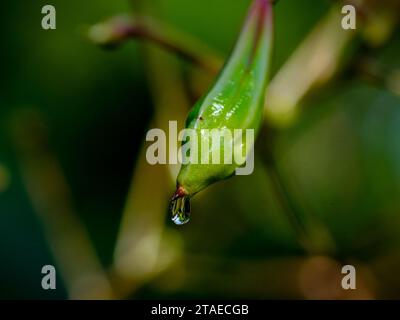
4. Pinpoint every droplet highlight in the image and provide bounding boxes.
[170,195,191,225]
